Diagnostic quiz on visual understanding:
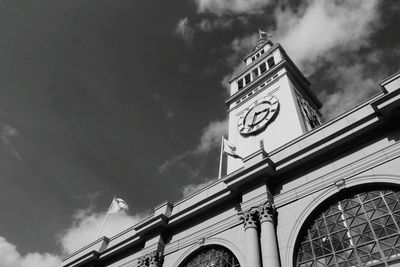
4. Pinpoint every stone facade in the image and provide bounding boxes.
[62,35,400,267]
